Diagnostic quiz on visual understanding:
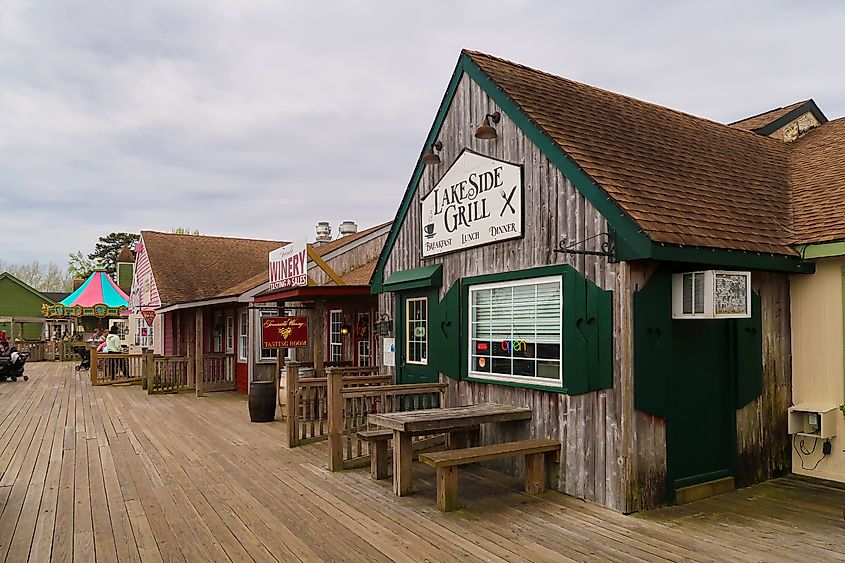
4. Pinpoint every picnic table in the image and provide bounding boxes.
[368,403,532,496]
